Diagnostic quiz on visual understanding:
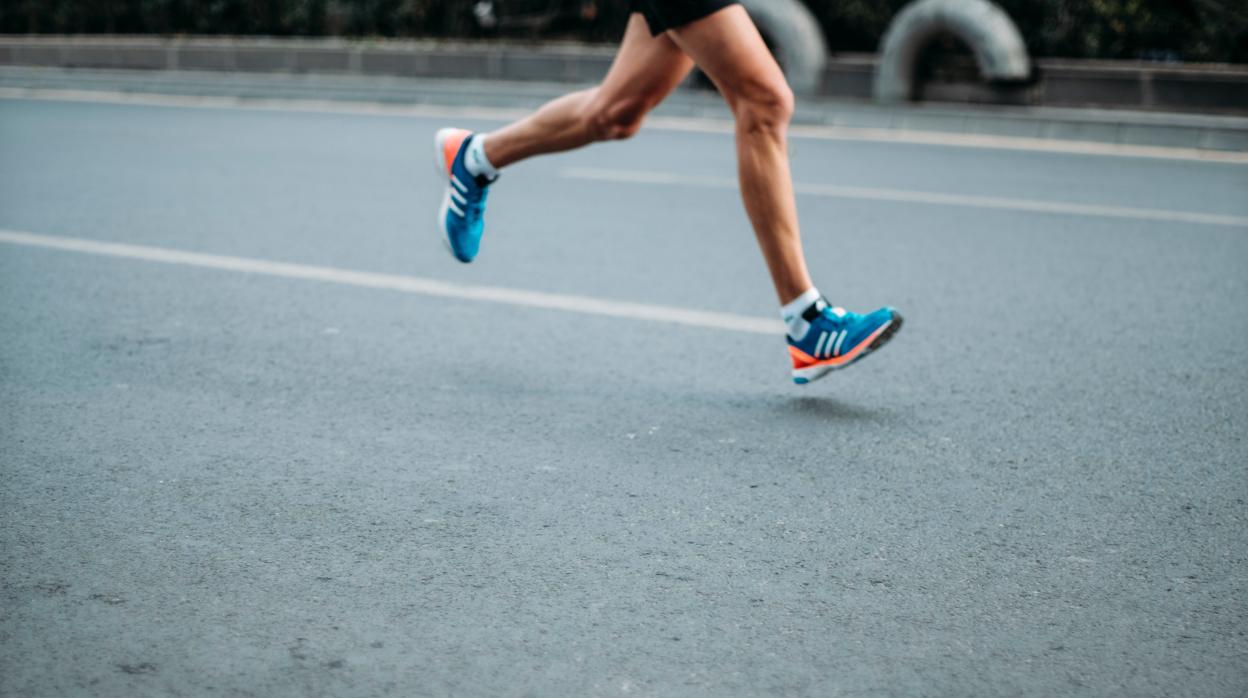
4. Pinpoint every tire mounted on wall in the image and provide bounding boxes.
[738,0,828,94]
